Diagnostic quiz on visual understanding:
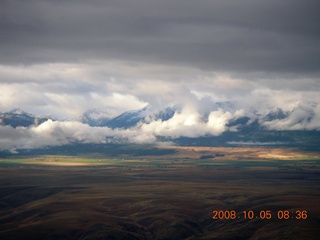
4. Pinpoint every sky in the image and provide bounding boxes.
[1,0,320,149]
